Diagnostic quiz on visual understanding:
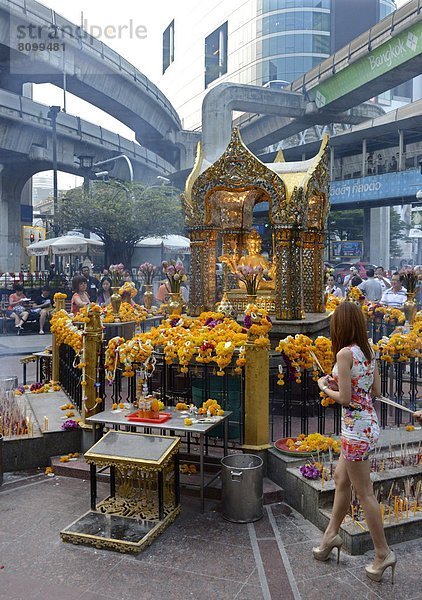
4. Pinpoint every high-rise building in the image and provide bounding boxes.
[157,0,398,131]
